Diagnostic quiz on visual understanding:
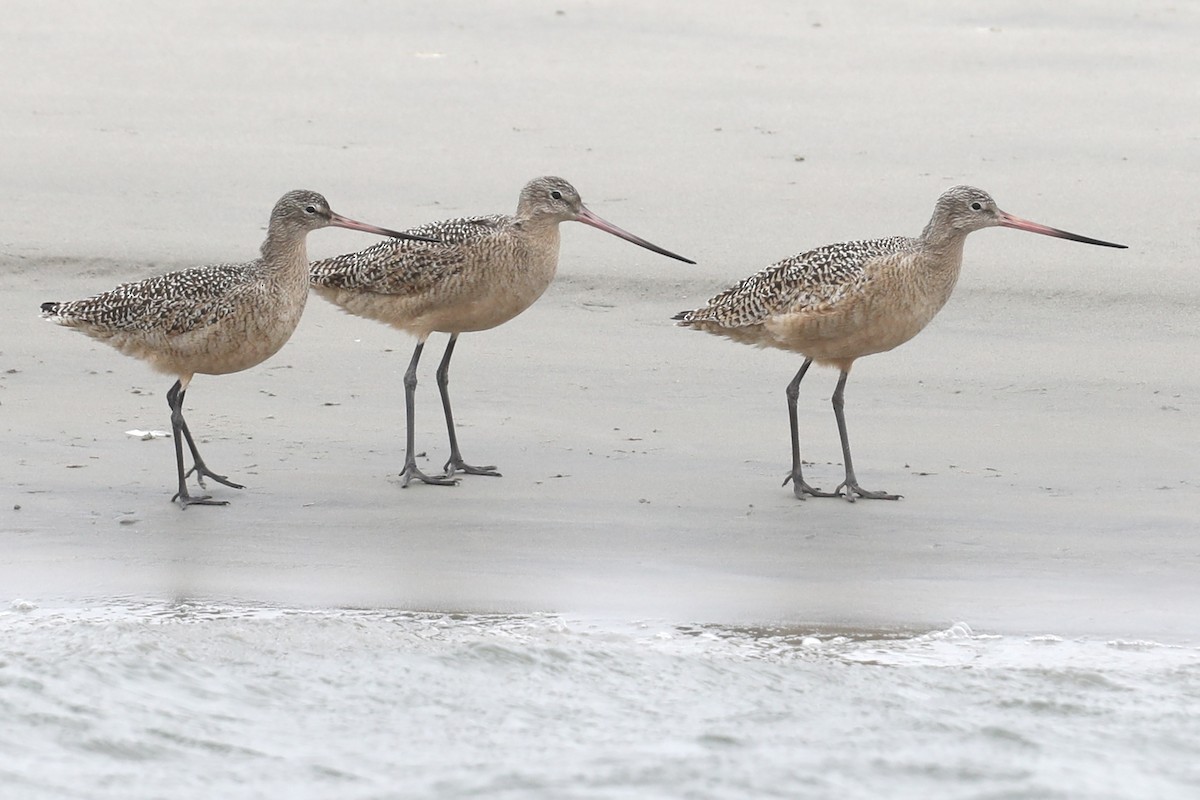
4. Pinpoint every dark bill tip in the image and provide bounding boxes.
[998,211,1127,249]
[576,207,696,264]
